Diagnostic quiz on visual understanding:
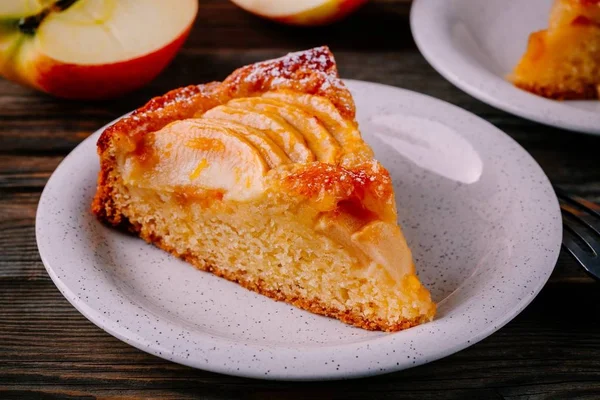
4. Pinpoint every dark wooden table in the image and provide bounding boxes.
[2,1,600,398]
